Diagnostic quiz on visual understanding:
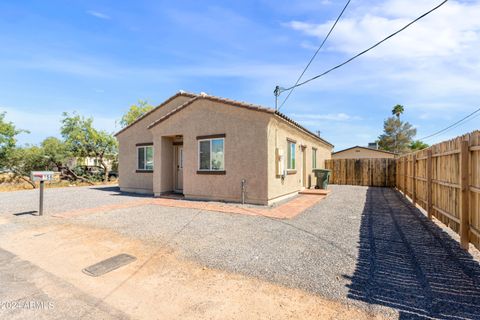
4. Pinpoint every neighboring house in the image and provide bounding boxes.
[332,146,396,159]
[115,91,333,205]
[65,157,114,170]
